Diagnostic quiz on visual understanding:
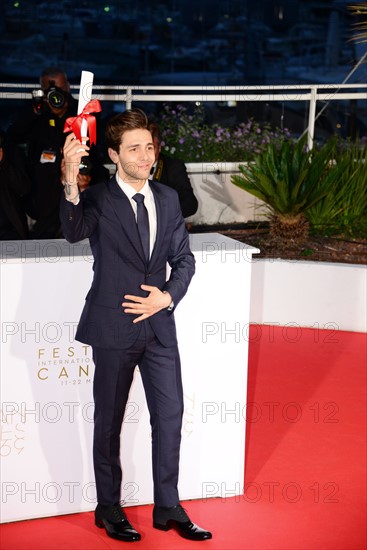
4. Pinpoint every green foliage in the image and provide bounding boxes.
[159,104,292,162]
[307,141,367,237]
[231,134,346,218]
[231,134,367,238]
